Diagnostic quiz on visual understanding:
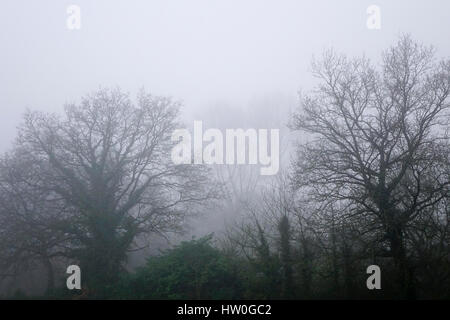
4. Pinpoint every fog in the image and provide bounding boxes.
[2,0,449,152]
[0,1,449,298]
